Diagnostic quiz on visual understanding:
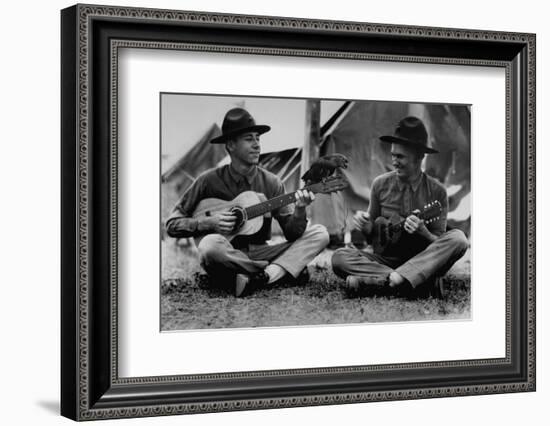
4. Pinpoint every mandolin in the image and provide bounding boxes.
[192,175,349,243]
[371,200,442,254]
